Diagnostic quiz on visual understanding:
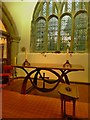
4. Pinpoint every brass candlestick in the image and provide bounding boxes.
[22,59,30,67]
[63,60,72,68]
